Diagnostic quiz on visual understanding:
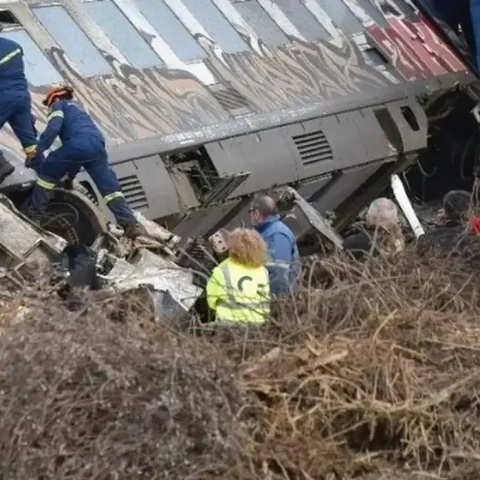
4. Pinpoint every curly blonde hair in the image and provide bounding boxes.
[228,228,268,268]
